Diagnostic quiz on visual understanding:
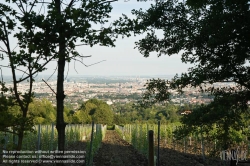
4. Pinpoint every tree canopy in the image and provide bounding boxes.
[75,99,114,125]
[28,98,56,124]
[0,0,127,157]
[113,0,250,148]
[114,0,250,98]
